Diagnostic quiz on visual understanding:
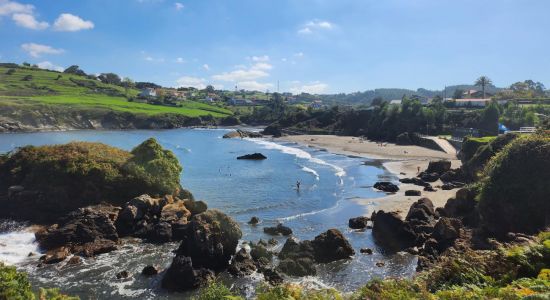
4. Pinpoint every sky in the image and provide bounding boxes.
[0,0,549,94]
